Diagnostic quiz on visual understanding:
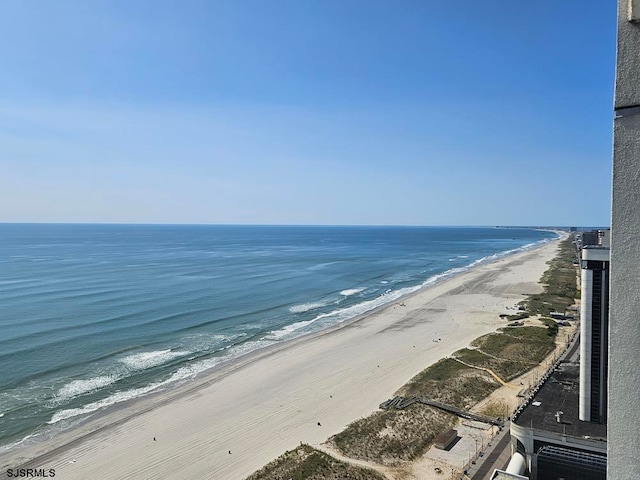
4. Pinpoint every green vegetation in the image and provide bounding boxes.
[329,357,498,465]
[499,312,530,321]
[540,316,556,327]
[330,357,500,465]
[520,236,578,315]
[329,319,562,466]
[398,358,499,407]
[471,326,557,365]
[452,347,529,381]
[453,322,561,380]
[480,399,510,419]
[539,317,559,336]
[246,444,386,480]
[331,404,456,465]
